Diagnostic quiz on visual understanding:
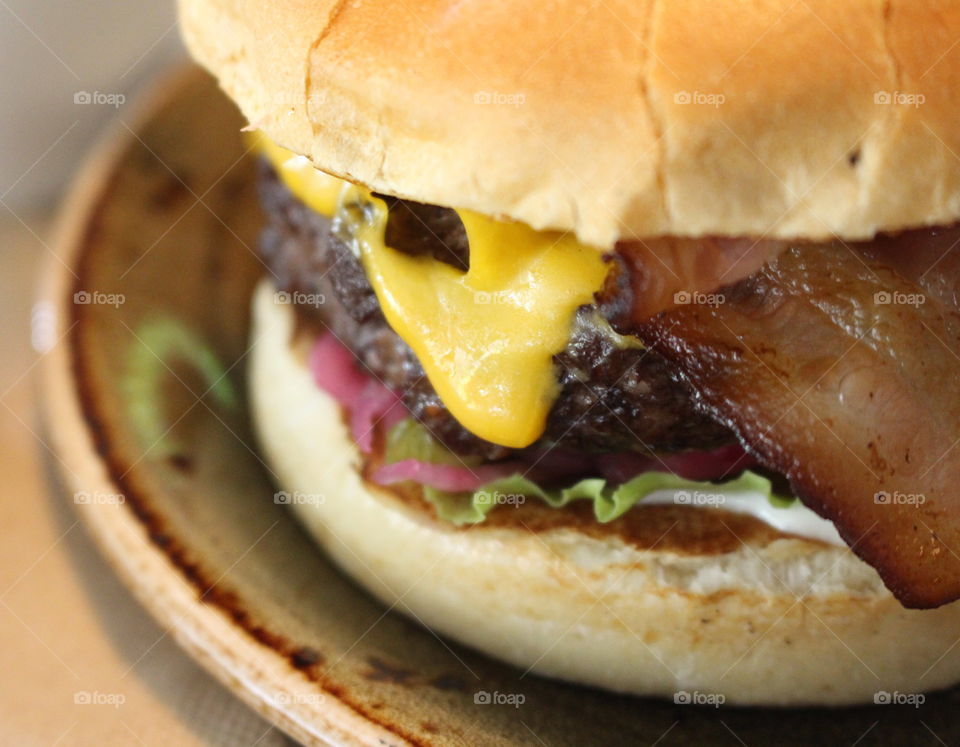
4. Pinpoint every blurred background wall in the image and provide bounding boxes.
[1,0,183,210]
